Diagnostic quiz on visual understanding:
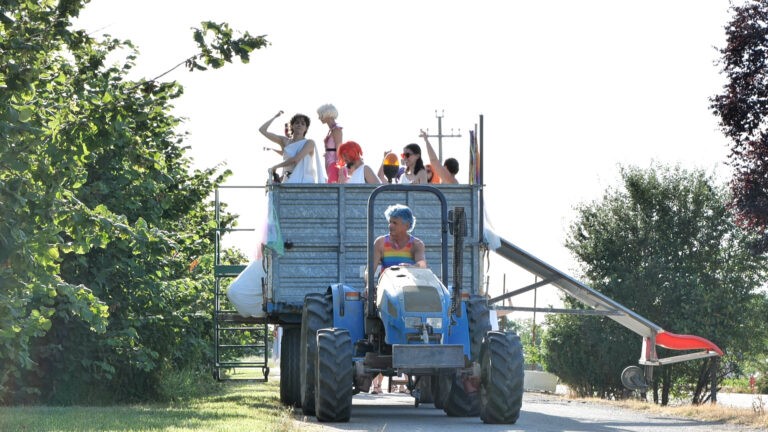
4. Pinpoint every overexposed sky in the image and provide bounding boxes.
[76,0,735,314]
